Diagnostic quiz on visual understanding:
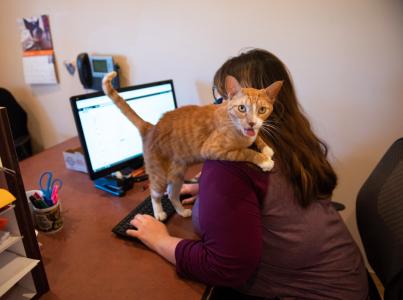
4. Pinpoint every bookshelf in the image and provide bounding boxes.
[0,107,49,299]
